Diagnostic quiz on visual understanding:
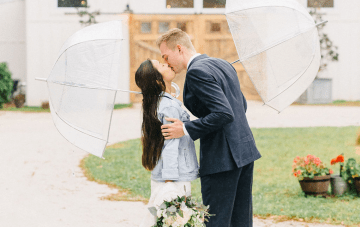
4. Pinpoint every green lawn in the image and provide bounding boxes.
[0,103,132,112]
[294,100,360,106]
[81,126,360,226]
